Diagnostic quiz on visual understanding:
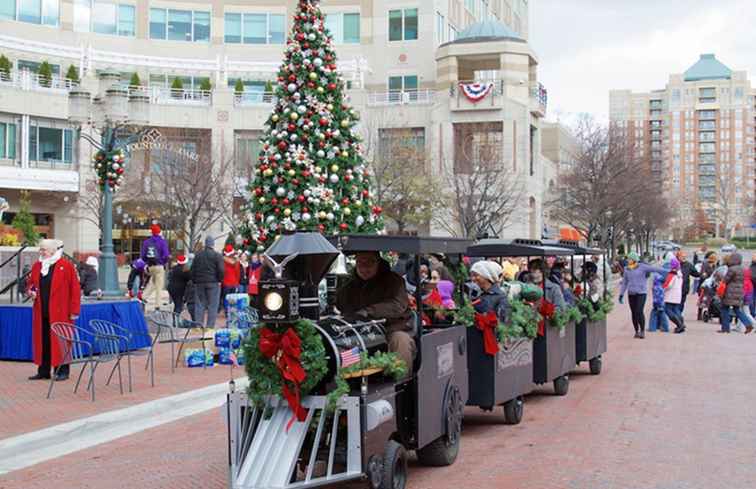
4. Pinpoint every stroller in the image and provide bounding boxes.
[698,276,721,323]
